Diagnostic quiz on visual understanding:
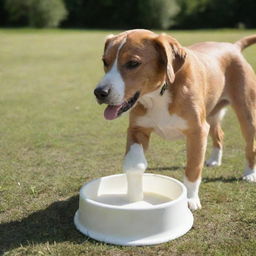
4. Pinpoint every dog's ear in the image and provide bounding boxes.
[104,34,115,52]
[154,34,186,85]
